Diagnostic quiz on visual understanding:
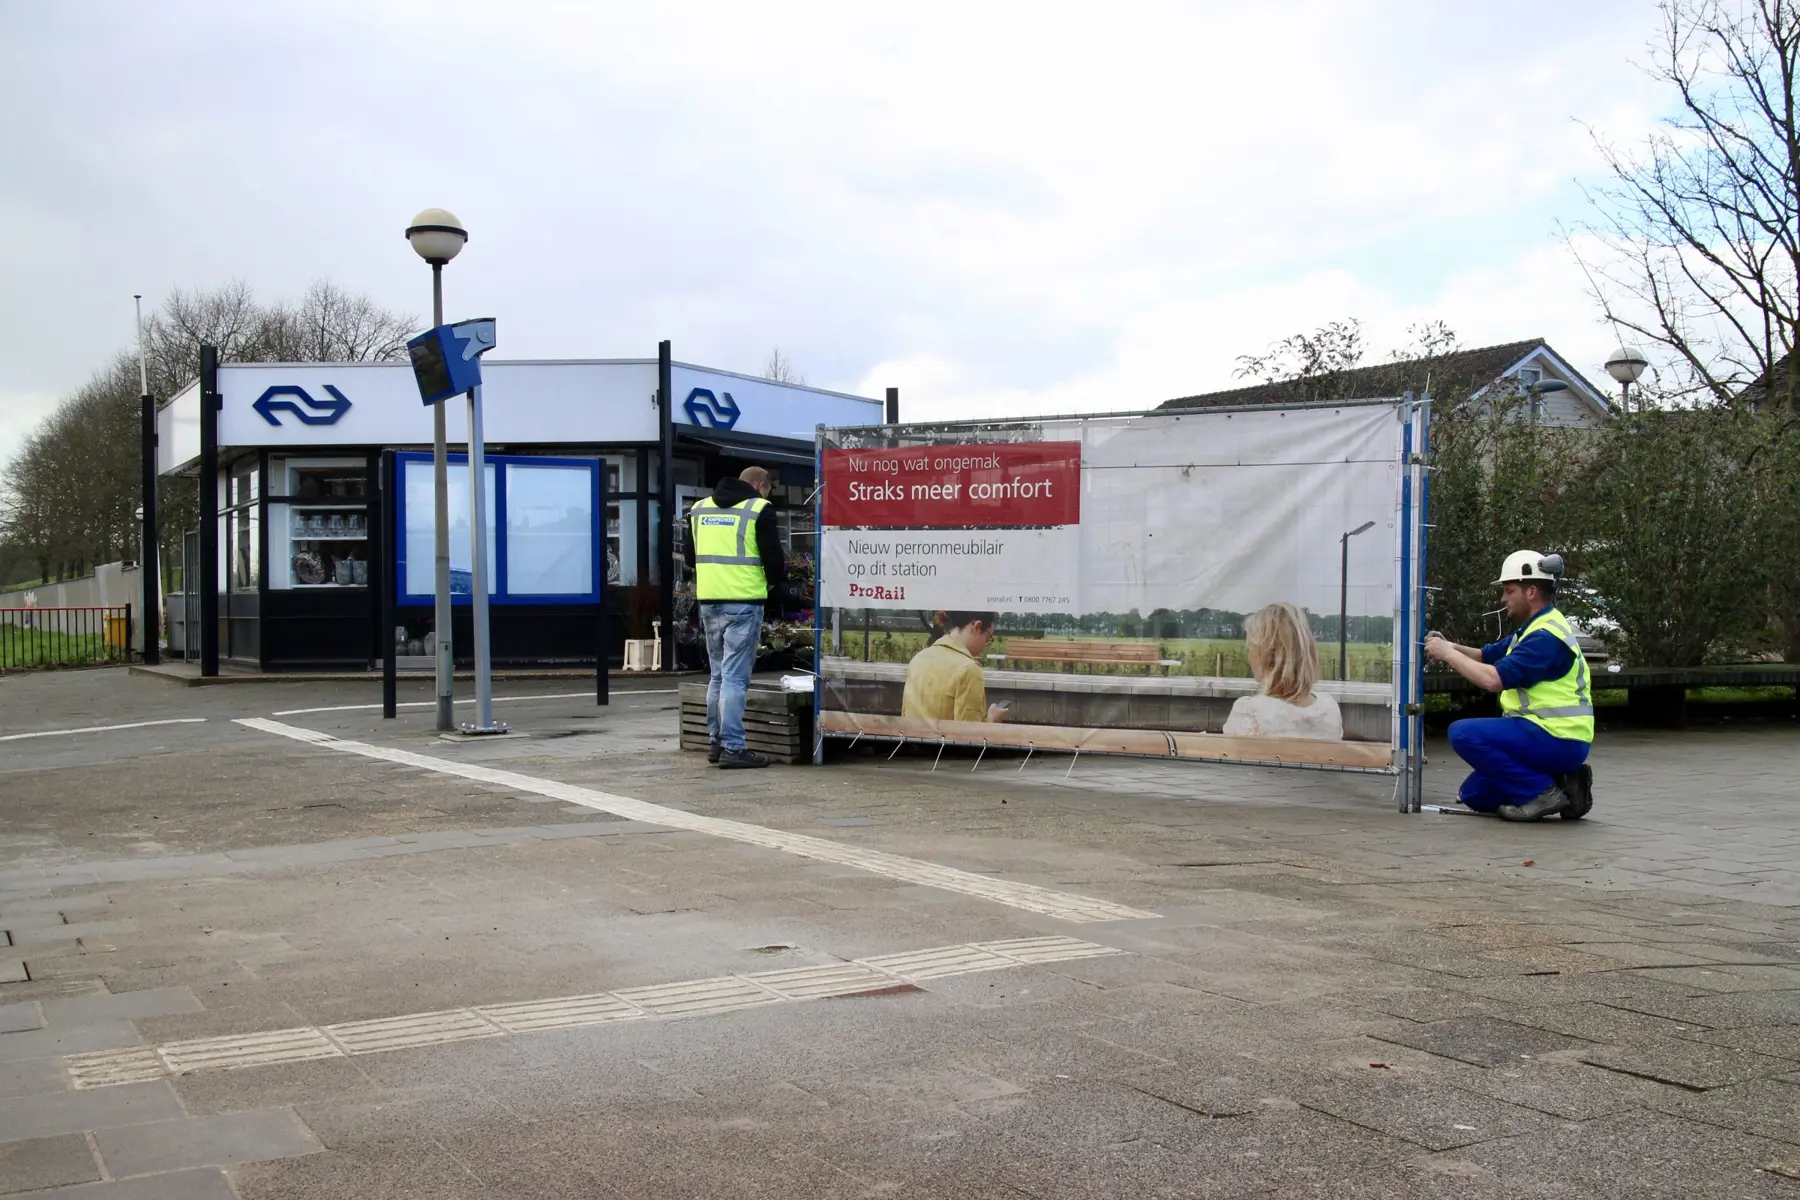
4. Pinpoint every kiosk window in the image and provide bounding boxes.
[505,463,593,596]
